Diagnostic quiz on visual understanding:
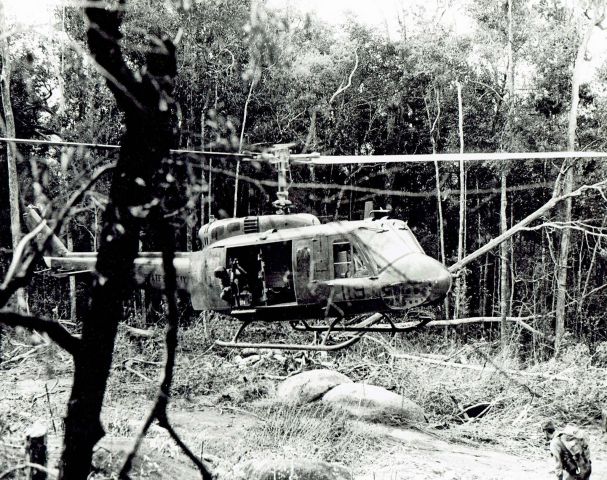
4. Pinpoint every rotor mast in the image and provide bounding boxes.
[271,144,293,214]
